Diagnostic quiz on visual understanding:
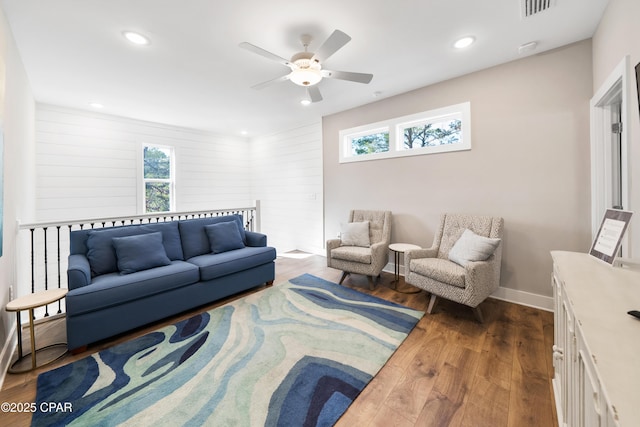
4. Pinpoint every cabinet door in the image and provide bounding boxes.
[577,346,601,427]
[552,273,574,426]
[563,296,576,426]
